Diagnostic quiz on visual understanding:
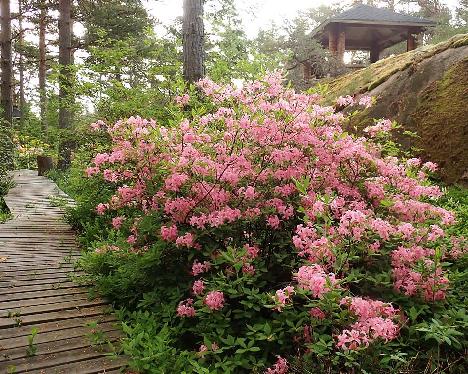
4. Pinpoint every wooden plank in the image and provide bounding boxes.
[0,305,112,328]
[0,287,87,302]
[0,298,106,318]
[0,315,116,340]
[22,354,127,374]
[0,322,120,352]
[0,170,126,371]
[0,344,119,373]
[0,281,81,294]
[0,292,94,309]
